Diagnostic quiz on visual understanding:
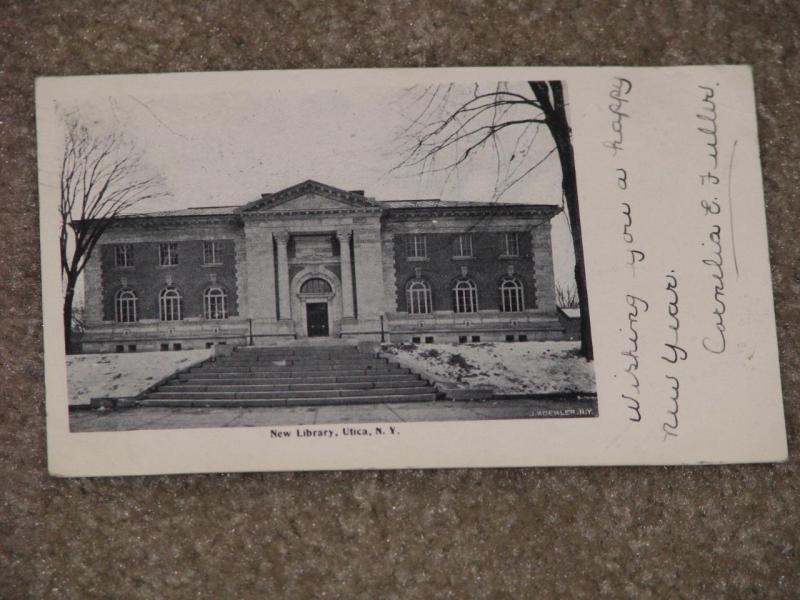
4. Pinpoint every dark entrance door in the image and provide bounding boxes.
[306,302,329,337]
